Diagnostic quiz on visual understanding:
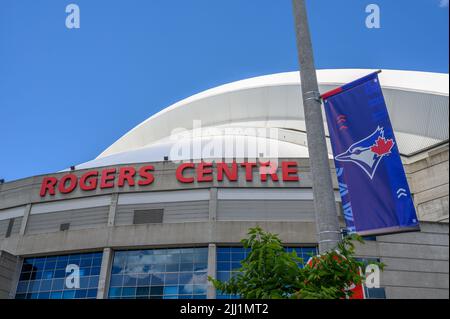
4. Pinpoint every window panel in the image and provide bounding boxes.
[217,262,231,271]
[136,274,151,286]
[38,292,50,299]
[29,281,41,292]
[217,253,230,262]
[217,271,230,282]
[166,264,180,272]
[92,258,103,267]
[111,265,123,275]
[42,271,54,280]
[39,279,52,291]
[87,289,98,298]
[194,263,208,272]
[15,251,103,299]
[108,247,208,299]
[62,290,76,299]
[151,274,164,285]
[80,277,89,288]
[150,285,164,295]
[215,246,318,299]
[16,281,28,293]
[51,279,64,291]
[90,267,101,276]
[54,269,66,279]
[164,273,179,285]
[152,264,165,272]
[56,260,68,269]
[136,286,150,296]
[123,275,138,287]
[49,291,62,299]
[19,272,31,281]
[180,263,194,272]
[122,287,136,296]
[179,284,194,295]
[89,276,99,288]
[179,273,193,285]
[75,289,88,299]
